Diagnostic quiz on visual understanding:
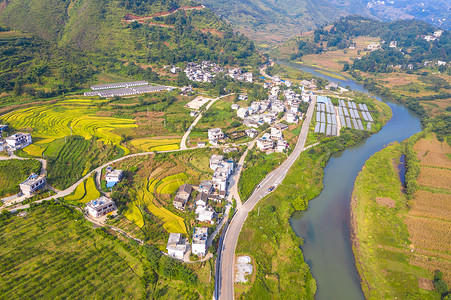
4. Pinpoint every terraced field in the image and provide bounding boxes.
[130,138,180,152]
[2,99,137,154]
[65,177,100,204]
[125,176,187,233]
